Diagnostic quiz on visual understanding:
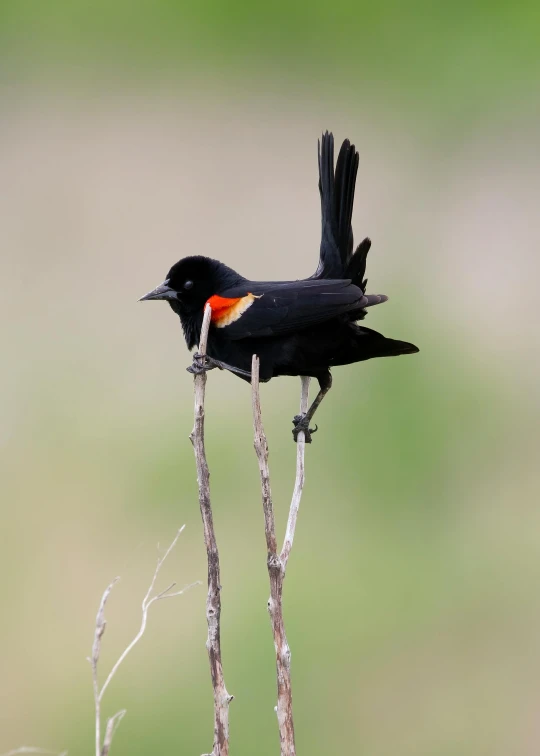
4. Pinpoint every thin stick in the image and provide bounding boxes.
[0,749,68,756]
[281,375,310,569]
[251,355,310,756]
[189,305,233,756]
[91,578,119,756]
